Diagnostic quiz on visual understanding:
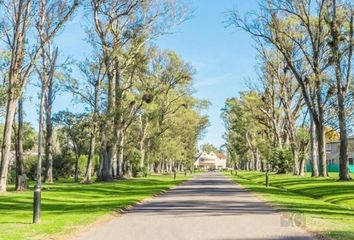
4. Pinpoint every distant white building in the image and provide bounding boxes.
[194,151,227,170]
